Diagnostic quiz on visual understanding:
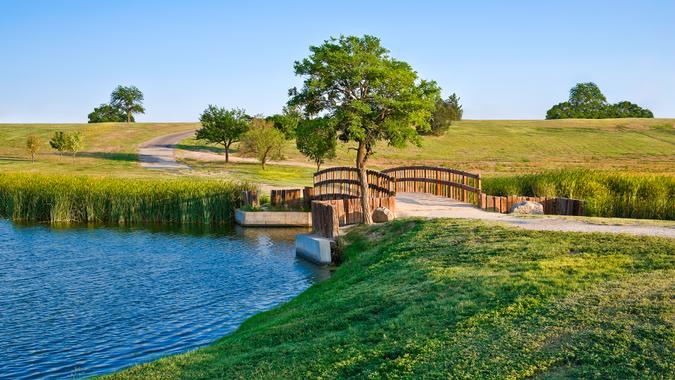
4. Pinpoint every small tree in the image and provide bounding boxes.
[296,118,337,171]
[26,135,41,163]
[88,103,129,123]
[240,118,285,169]
[426,93,463,136]
[289,35,439,223]
[196,106,249,162]
[110,85,145,123]
[267,105,302,140]
[64,132,84,162]
[49,131,67,158]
